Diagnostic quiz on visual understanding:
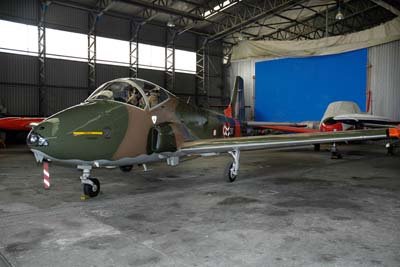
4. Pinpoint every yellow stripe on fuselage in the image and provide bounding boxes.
[72,131,103,136]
